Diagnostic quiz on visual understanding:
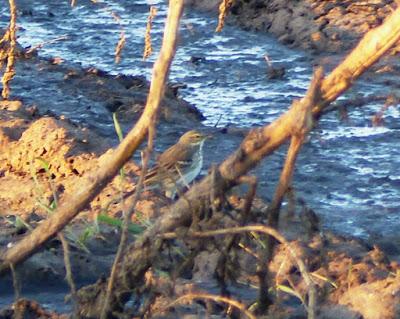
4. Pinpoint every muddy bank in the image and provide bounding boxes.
[187,0,397,54]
